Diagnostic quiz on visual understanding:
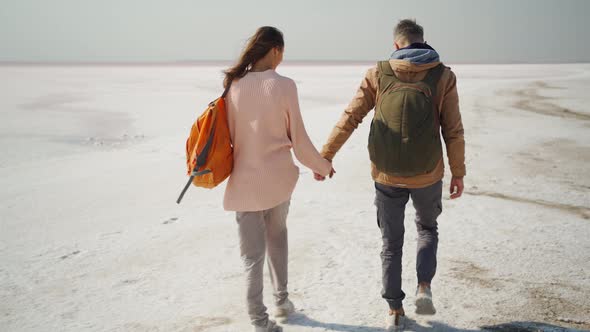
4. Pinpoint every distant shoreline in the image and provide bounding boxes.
[0,60,588,67]
[0,60,371,67]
